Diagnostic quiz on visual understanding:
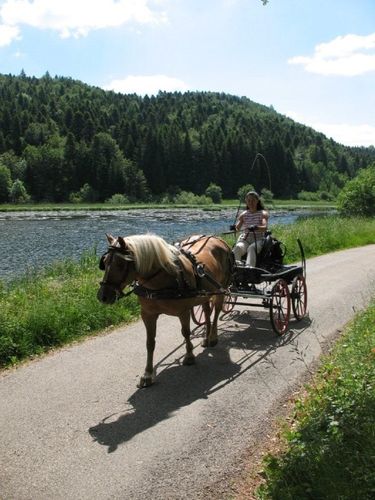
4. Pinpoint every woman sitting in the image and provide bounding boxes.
[232,191,269,267]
